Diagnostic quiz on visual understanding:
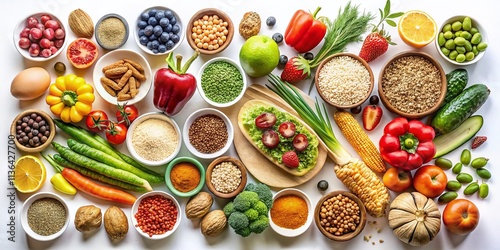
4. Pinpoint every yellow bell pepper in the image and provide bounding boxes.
[46,74,95,123]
